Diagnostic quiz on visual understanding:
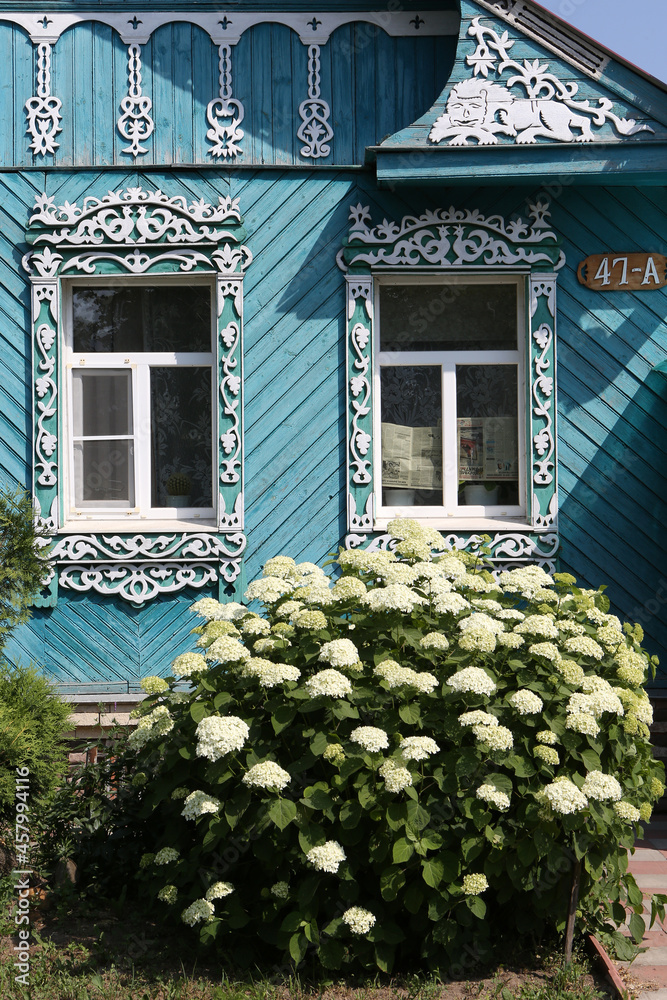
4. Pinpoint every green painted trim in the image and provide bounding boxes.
[372,142,667,187]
